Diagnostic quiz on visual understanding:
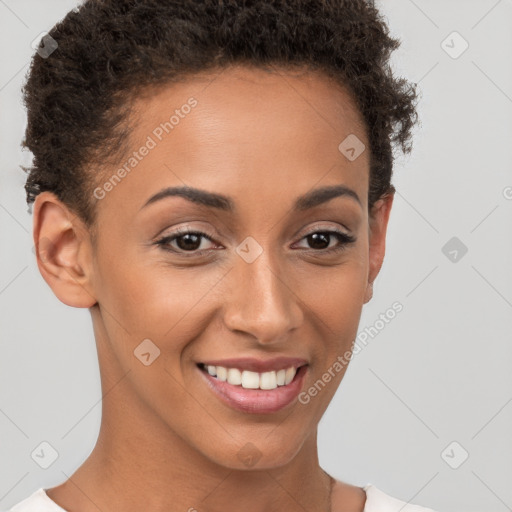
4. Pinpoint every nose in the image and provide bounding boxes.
[222,247,303,344]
